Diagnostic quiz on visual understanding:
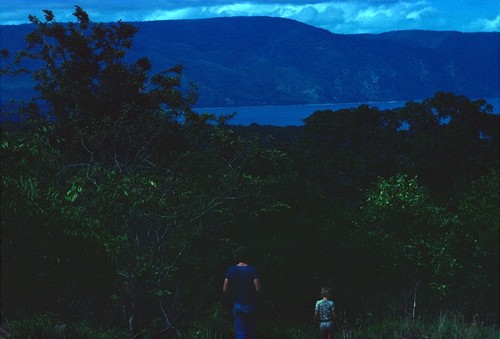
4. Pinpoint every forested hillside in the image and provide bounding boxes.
[1,8,499,338]
[1,16,499,107]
